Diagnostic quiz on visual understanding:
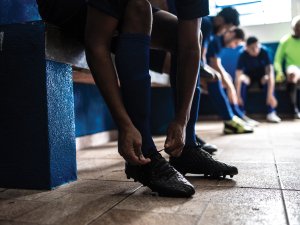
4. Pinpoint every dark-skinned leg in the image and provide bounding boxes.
[115,0,156,156]
[151,11,201,147]
[286,76,299,116]
[117,2,195,197]
[85,7,152,165]
[151,10,238,178]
